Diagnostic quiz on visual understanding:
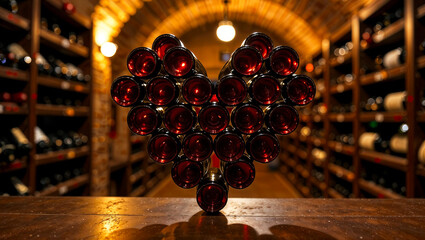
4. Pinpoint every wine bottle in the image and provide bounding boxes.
[364,96,384,112]
[68,32,77,44]
[80,133,88,146]
[359,132,389,153]
[266,45,299,77]
[373,21,384,33]
[231,103,264,134]
[336,74,354,85]
[10,176,29,196]
[147,130,180,164]
[56,130,73,149]
[389,123,408,155]
[216,74,247,106]
[46,56,64,78]
[0,0,18,13]
[146,75,179,106]
[77,35,84,46]
[127,104,162,136]
[384,91,406,112]
[242,32,273,59]
[163,104,196,135]
[218,45,263,79]
[214,127,245,162]
[66,63,80,81]
[361,28,373,48]
[382,47,405,69]
[282,75,315,106]
[245,130,279,163]
[265,103,299,135]
[7,43,32,69]
[196,168,228,213]
[222,155,255,189]
[35,53,53,75]
[182,130,213,162]
[51,20,61,35]
[152,33,184,60]
[0,42,14,67]
[11,92,27,104]
[48,133,63,151]
[0,137,15,164]
[40,18,48,29]
[69,131,82,147]
[35,126,51,153]
[248,74,281,105]
[111,76,145,107]
[163,46,207,78]
[198,102,230,134]
[0,92,11,102]
[38,176,52,190]
[182,74,213,106]
[52,172,64,185]
[127,47,161,78]
[171,156,208,189]
[10,127,30,157]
